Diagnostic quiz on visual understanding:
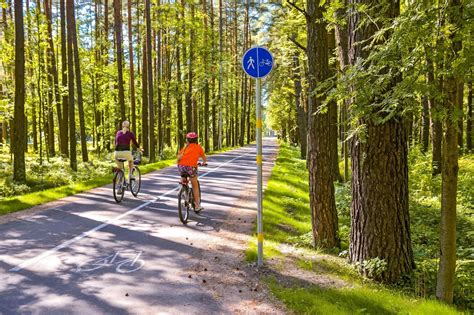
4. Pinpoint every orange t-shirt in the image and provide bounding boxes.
[178,143,204,167]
